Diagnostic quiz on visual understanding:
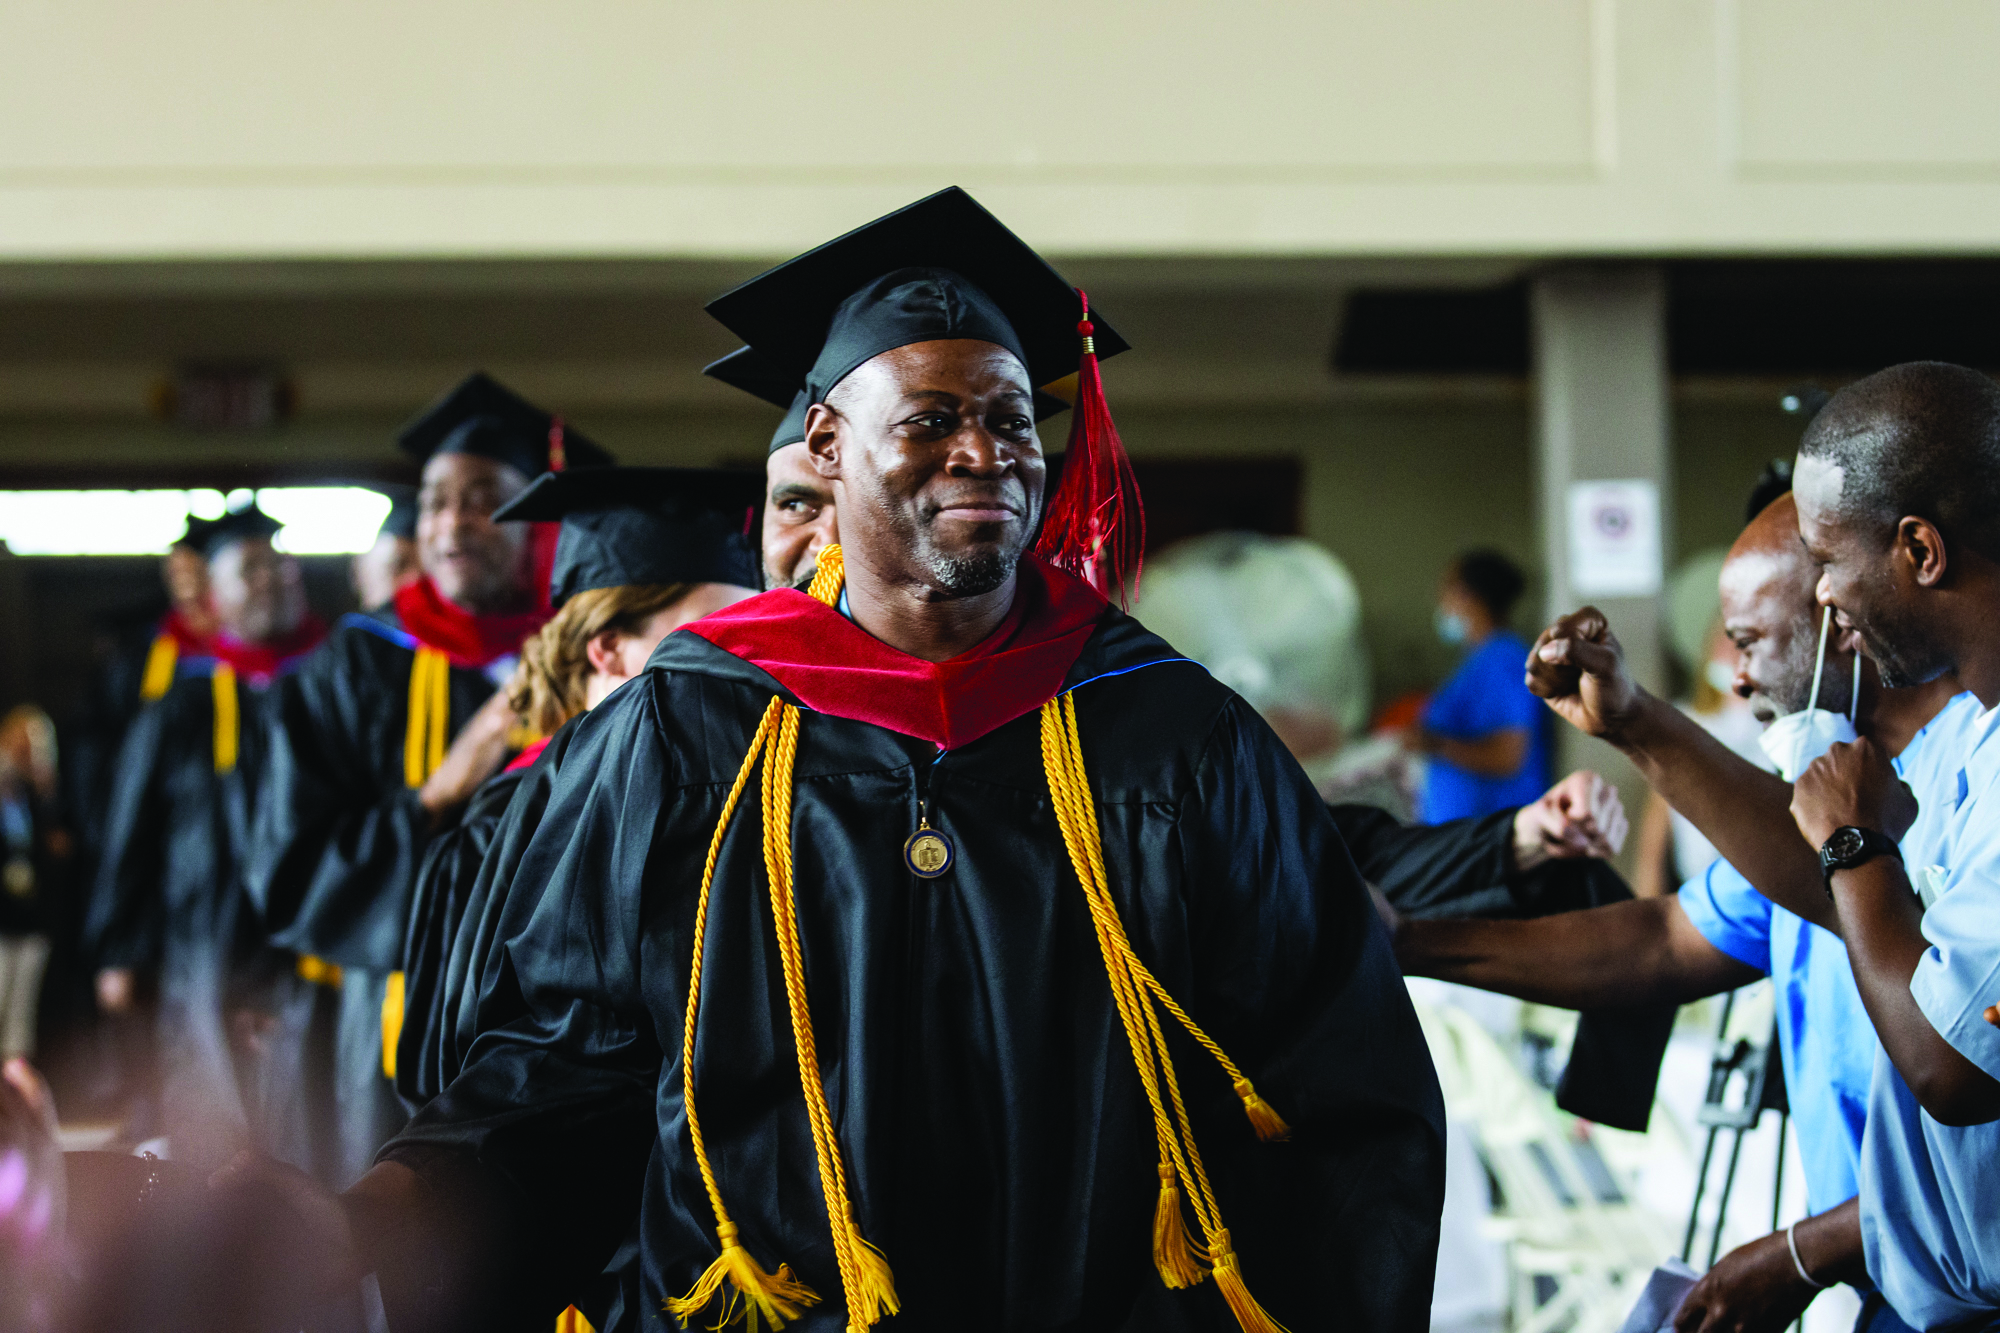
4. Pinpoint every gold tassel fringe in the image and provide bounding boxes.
[1152,1166,1209,1289]
[1041,693,1291,1333]
[844,1228,901,1328]
[1211,1235,1291,1333]
[665,1221,818,1331]
[1233,1078,1291,1142]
